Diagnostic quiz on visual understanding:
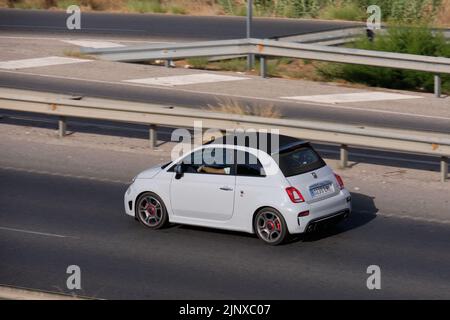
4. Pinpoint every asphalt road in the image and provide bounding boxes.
[1,168,450,299]
[0,8,358,40]
[1,72,449,134]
